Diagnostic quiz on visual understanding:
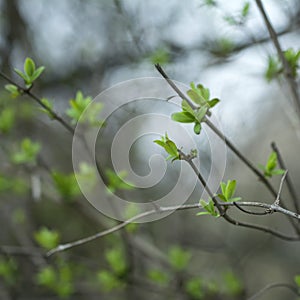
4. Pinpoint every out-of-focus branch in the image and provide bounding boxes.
[247,282,300,300]
[271,141,300,213]
[0,71,75,134]
[255,0,300,115]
